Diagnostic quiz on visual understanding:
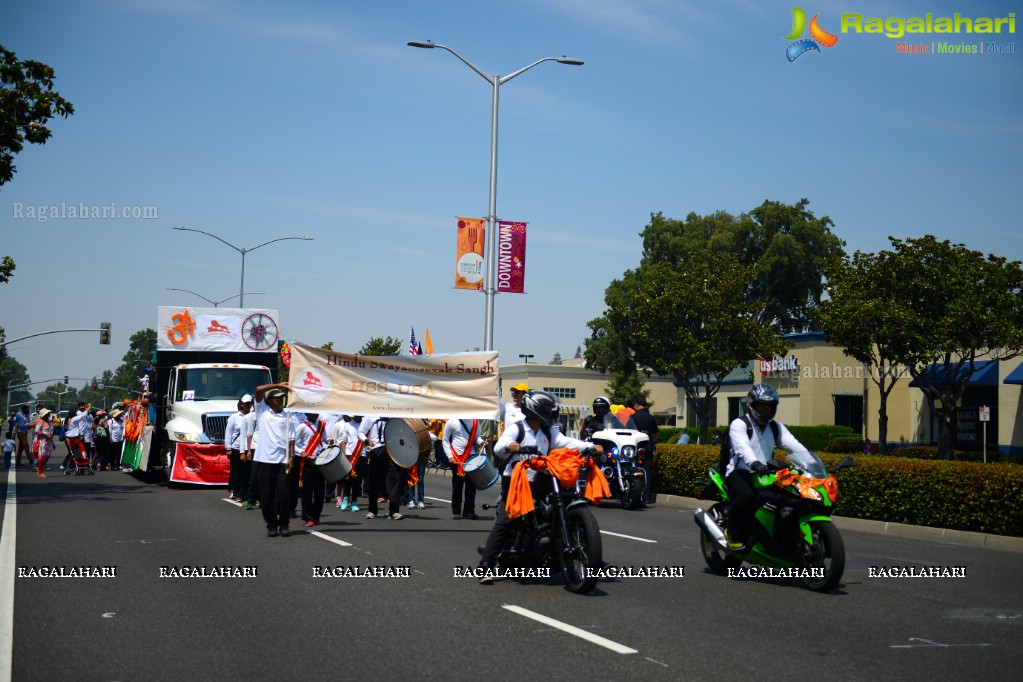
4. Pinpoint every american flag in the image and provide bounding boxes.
[408,327,420,355]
